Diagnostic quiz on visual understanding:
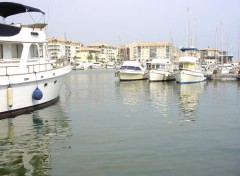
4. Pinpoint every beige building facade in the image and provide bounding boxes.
[127,42,175,63]
[48,37,82,61]
[87,43,118,63]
